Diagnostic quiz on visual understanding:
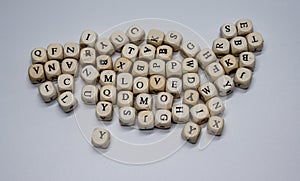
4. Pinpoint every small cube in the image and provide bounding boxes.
[239,52,256,71]
[156,45,173,61]
[166,77,182,98]
[155,92,173,110]
[95,38,115,56]
[139,44,156,61]
[164,31,183,51]
[182,58,199,74]
[121,43,139,61]
[220,23,237,39]
[236,19,253,36]
[149,59,166,76]
[246,32,264,52]
[96,55,113,71]
[182,73,200,90]
[135,93,152,111]
[119,106,136,126]
[214,75,235,96]
[114,57,132,73]
[147,29,164,47]
[206,96,225,116]
[137,111,154,130]
[44,60,61,81]
[28,64,46,84]
[57,91,78,113]
[155,109,171,129]
[196,48,217,69]
[80,30,98,48]
[149,75,166,93]
[109,31,129,52]
[234,67,253,89]
[198,82,218,102]
[166,60,182,78]
[31,47,47,64]
[126,25,145,45]
[182,122,201,144]
[205,62,225,82]
[180,40,200,58]
[219,54,239,74]
[81,85,99,105]
[190,103,210,125]
[47,43,64,61]
[80,47,96,66]
[61,58,78,77]
[80,65,99,85]
[117,91,133,107]
[183,89,199,106]
[172,104,190,124]
[212,38,230,57]
[99,70,116,86]
[38,81,58,103]
[207,116,224,136]
[117,73,133,91]
[132,60,149,77]
[133,77,149,94]
[230,36,248,56]
[96,101,113,121]
[99,85,117,104]
[57,74,74,93]
[91,128,110,149]
[63,42,80,59]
